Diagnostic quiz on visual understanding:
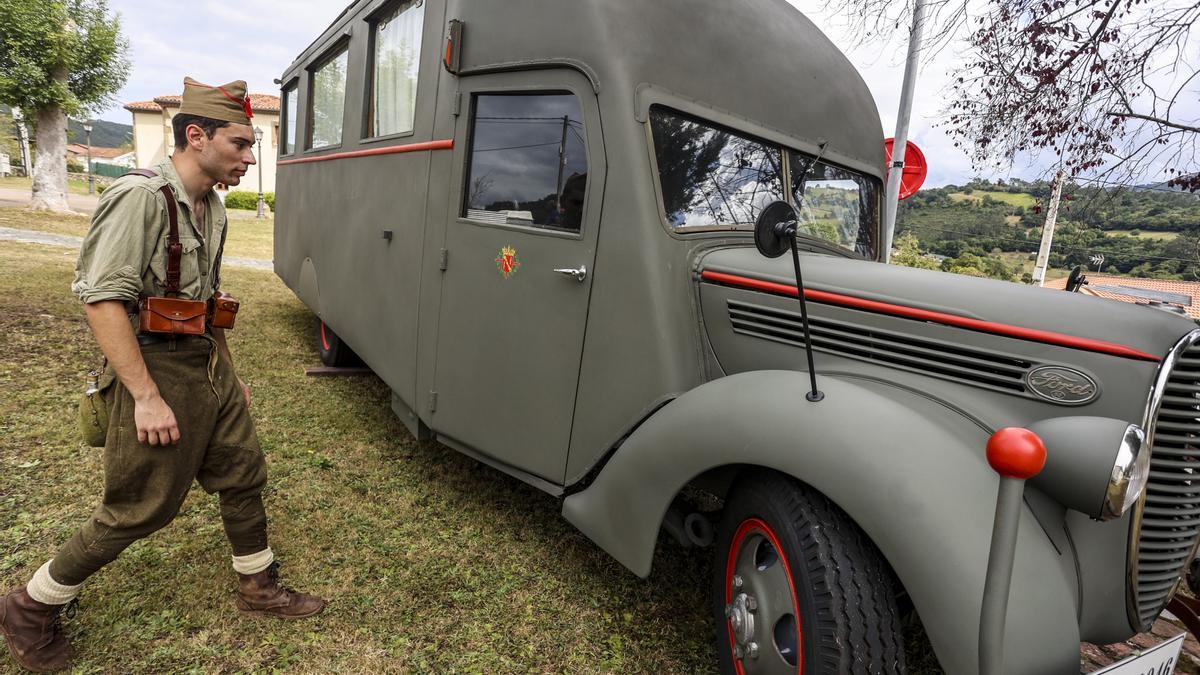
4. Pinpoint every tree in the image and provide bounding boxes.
[0,0,129,212]
[946,0,1200,191]
[828,0,1199,190]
